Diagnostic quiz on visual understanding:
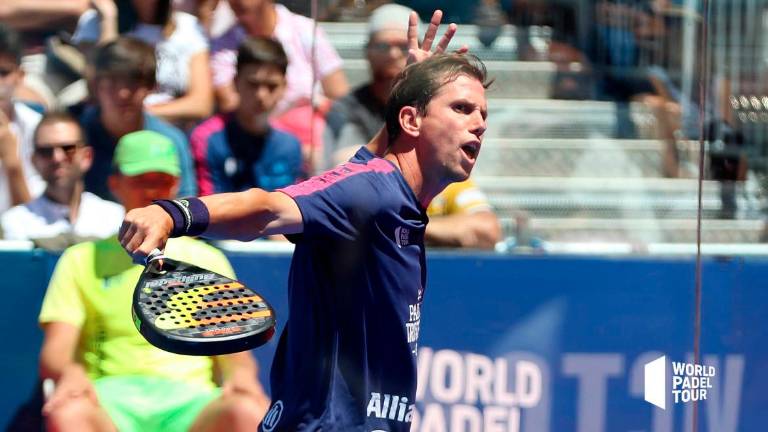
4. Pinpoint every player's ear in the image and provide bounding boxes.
[398,106,421,139]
